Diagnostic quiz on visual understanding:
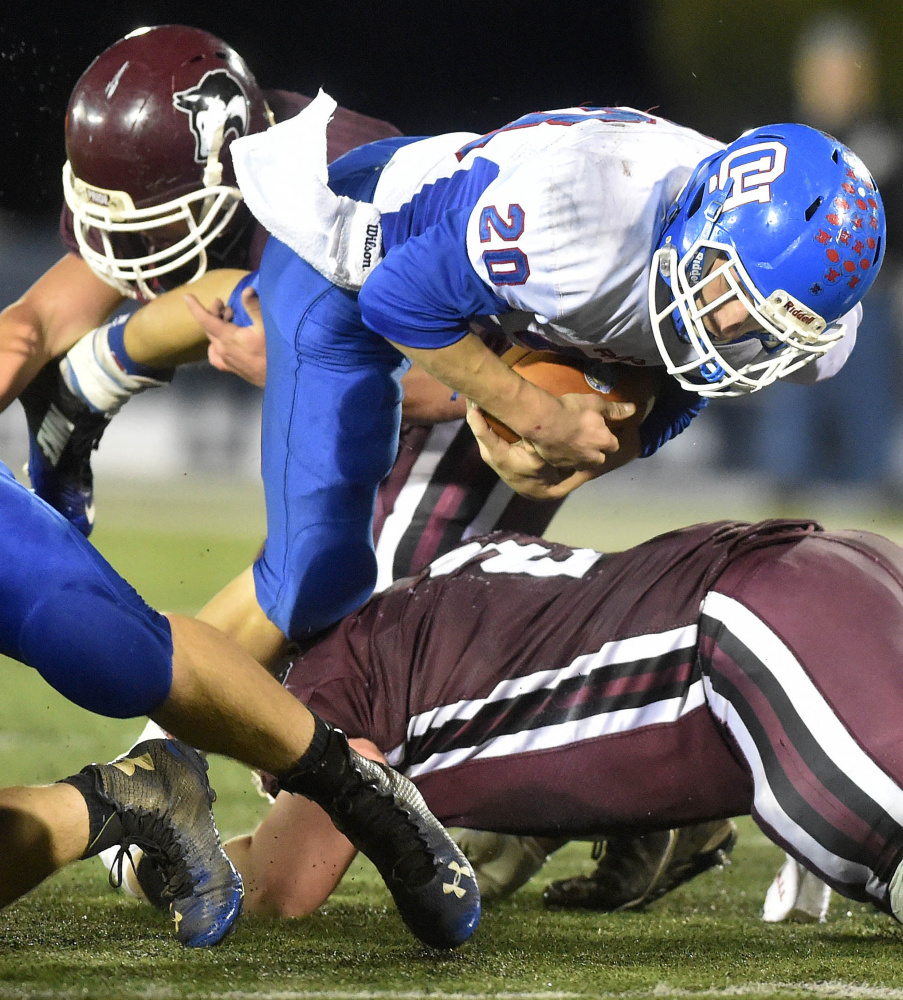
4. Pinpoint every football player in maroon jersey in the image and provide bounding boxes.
[7,24,401,537]
[120,520,903,927]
